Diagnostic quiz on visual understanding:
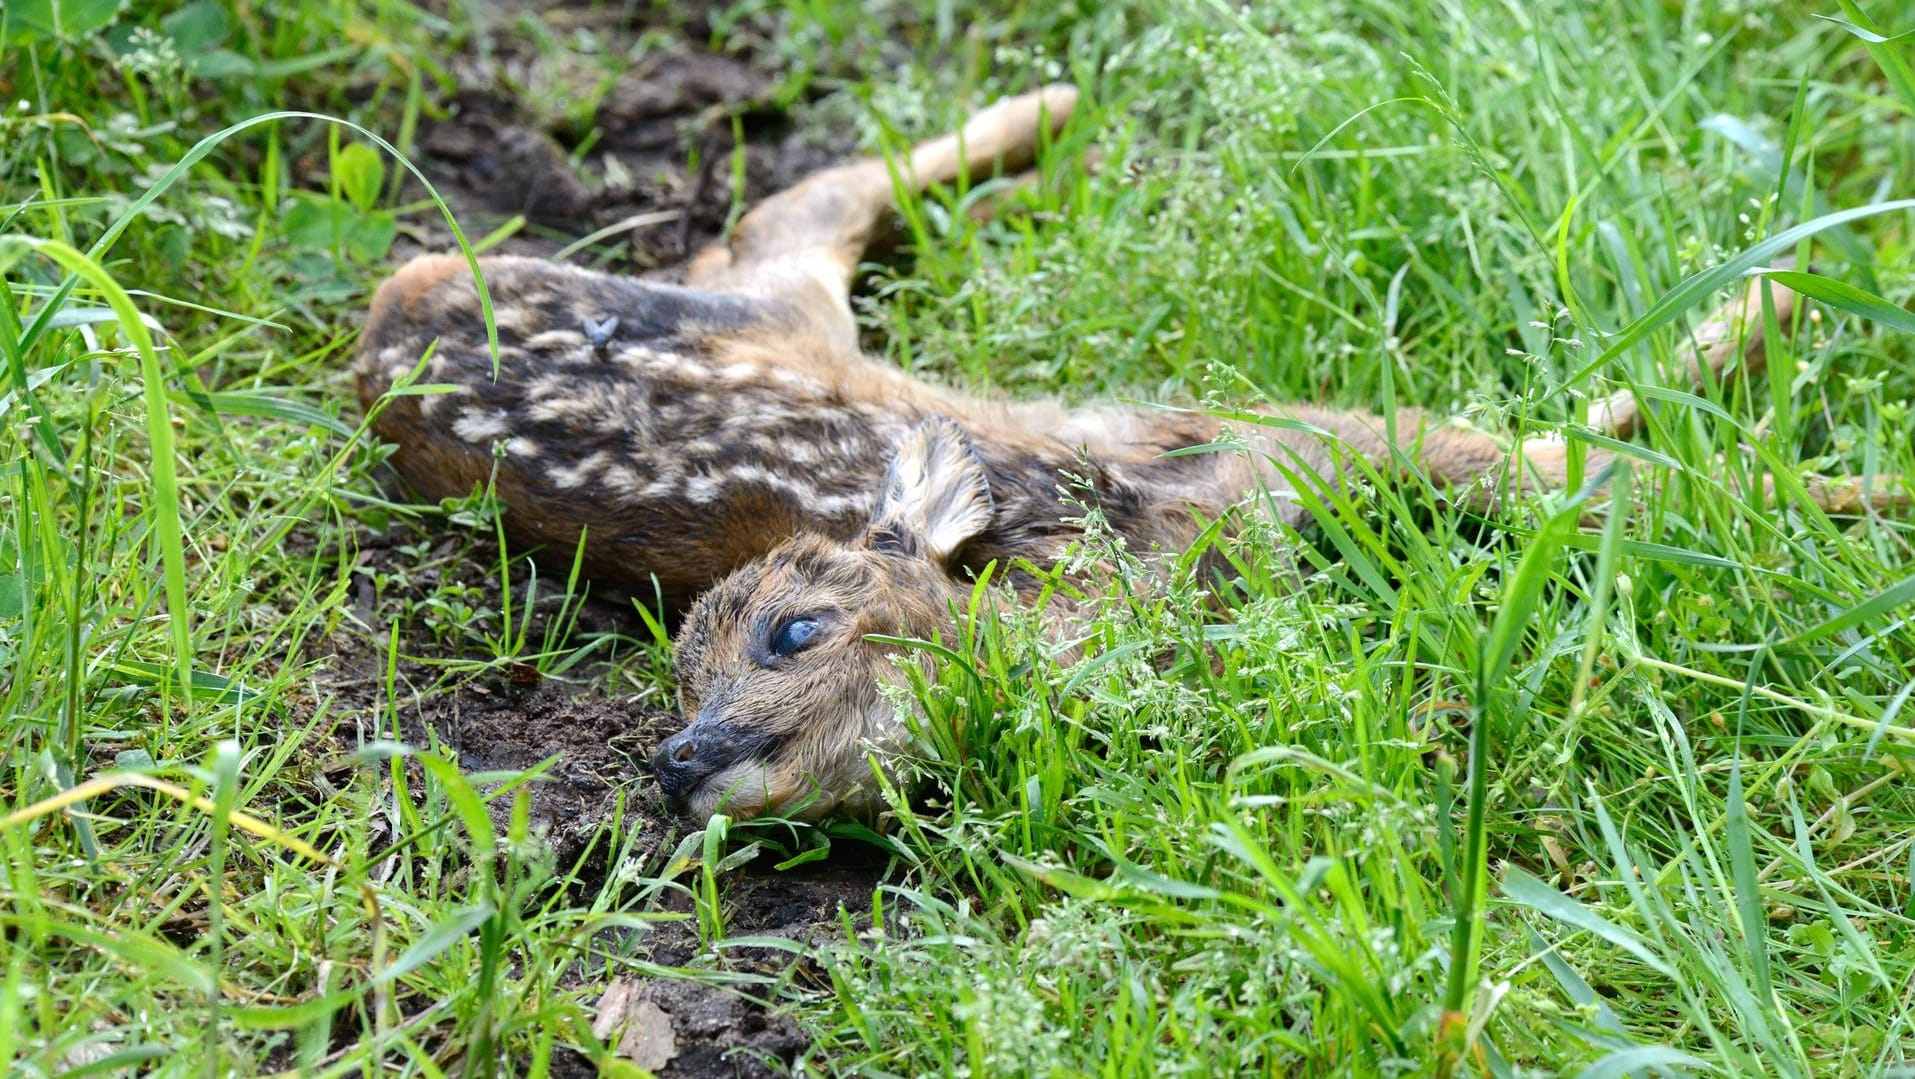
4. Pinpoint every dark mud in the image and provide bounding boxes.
[549,860,887,1077]
[398,677,678,859]
[393,5,849,273]
[312,5,895,1073]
